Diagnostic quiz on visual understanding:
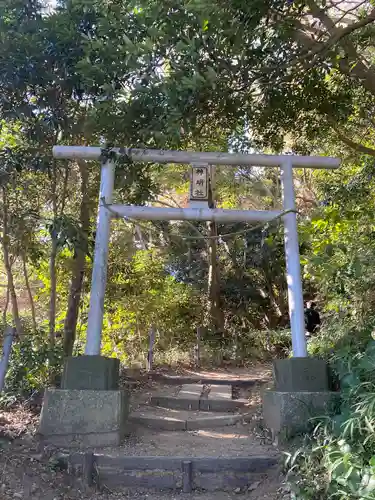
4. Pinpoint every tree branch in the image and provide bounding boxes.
[319,9,375,48]
[261,0,375,86]
[305,1,375,88]
[332,0,368,26]
[296,2,375,58]
[332,126,375,157]
[269,2,374,96]
[287,19,375,96]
